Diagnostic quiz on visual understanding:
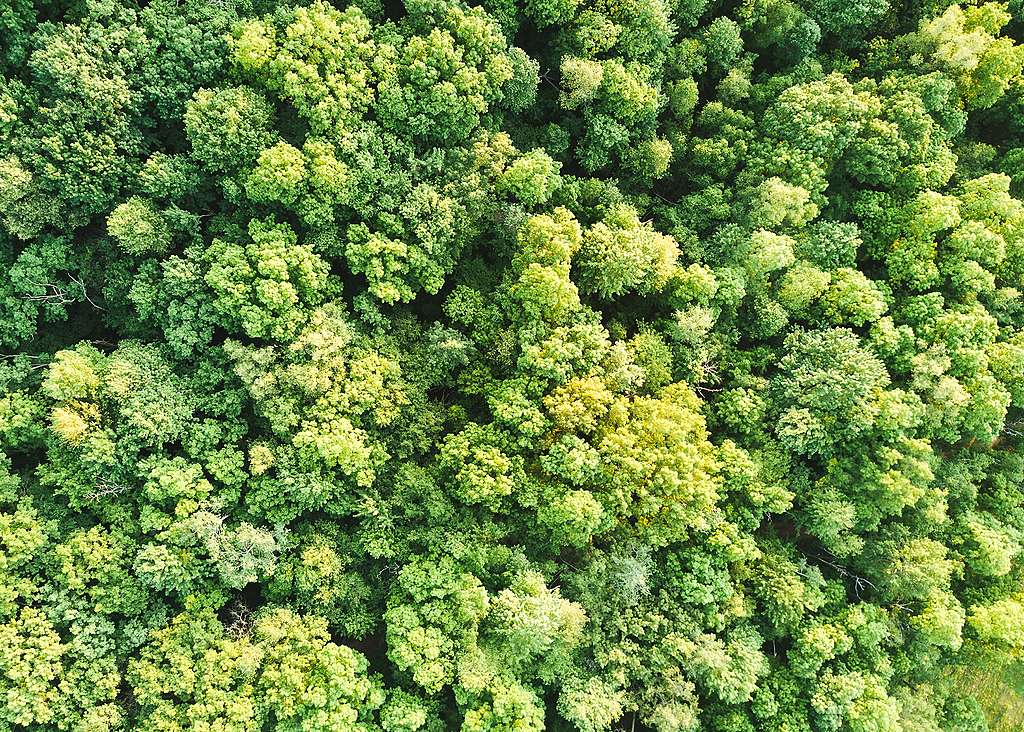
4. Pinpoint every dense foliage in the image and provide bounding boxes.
[1,0,1024,728]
